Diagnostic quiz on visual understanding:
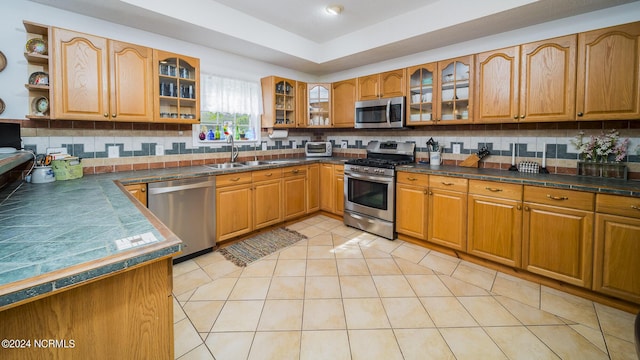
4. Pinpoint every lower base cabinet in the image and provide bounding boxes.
[216,172,253,241]
[335,165,344,216]
[522,186,594,288]
[124,183,147,206]
[395,172,429,240]
[253,168,283,229]
[0,258,174,359]
[467,180,523,267]
[593,194,640,303]
[307,164,320,213]
[319,163,344,216]
[428,175,468,251]
[283,166,307,220]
